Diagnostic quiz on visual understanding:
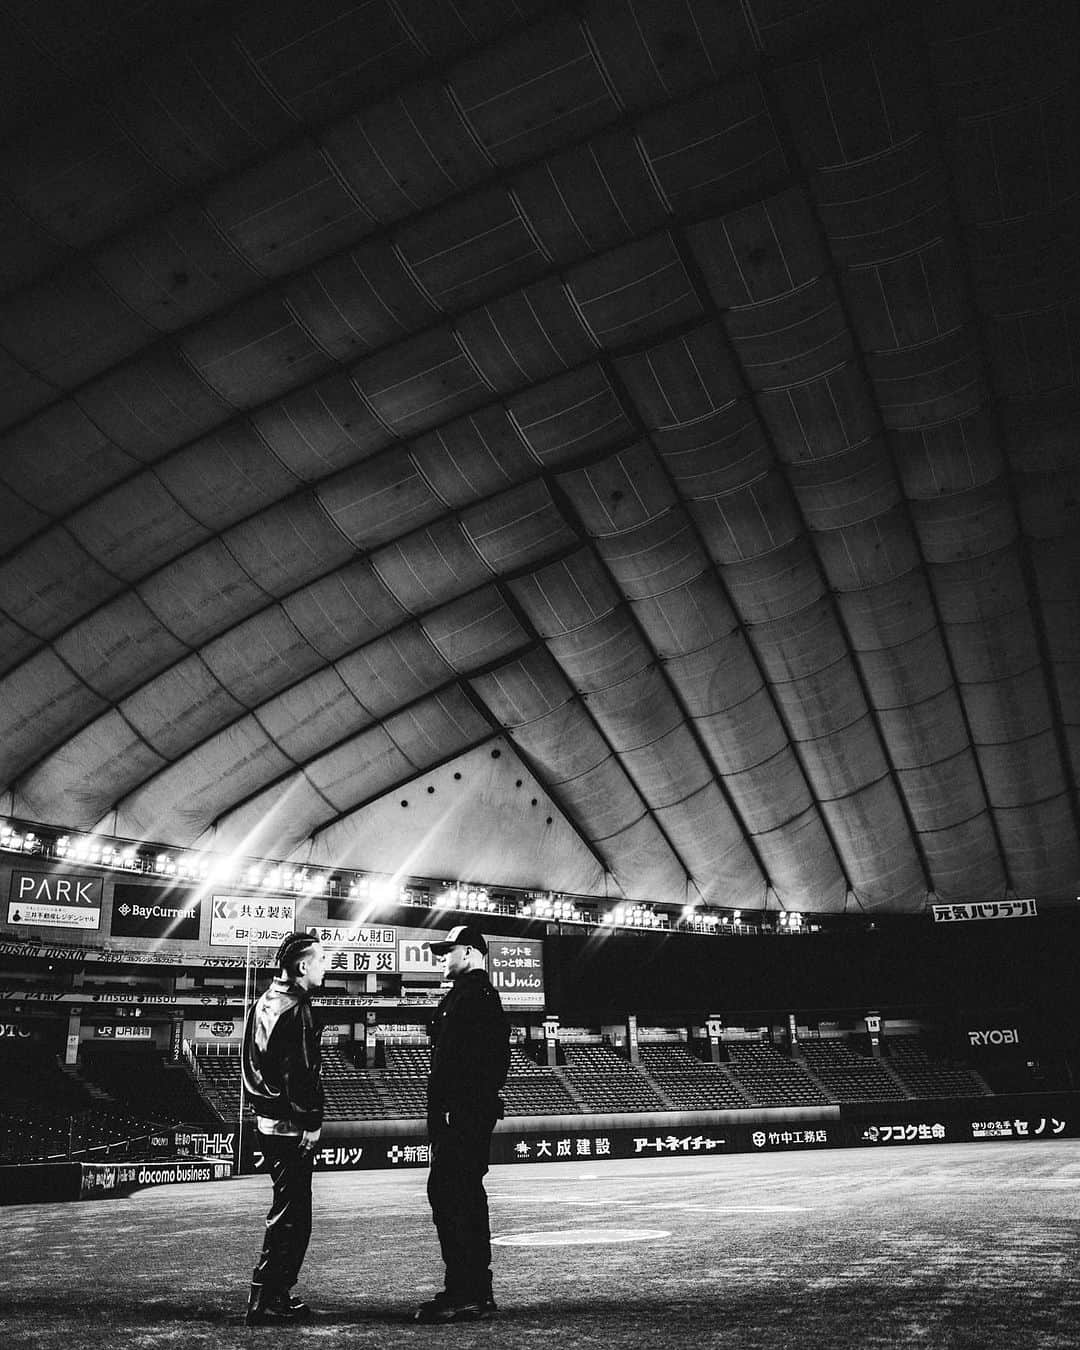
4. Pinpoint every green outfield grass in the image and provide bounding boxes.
[3,1142,1079,1350]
